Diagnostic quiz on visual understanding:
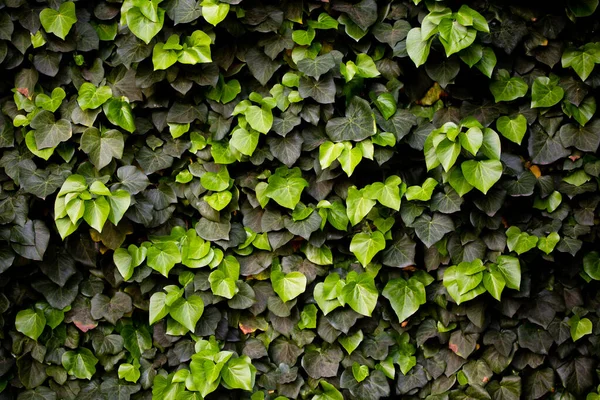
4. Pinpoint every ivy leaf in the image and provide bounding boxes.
[341,272,379,316]
[489,70,528,102]
[506,226,538,255]
[461,159,503,194]
[350,231,386,267]
[202,0,229,26]
[483,266,506,301]
[326,97,376,142]
[537,232,560,254]
[221,356,256,391]
[562,43,600,81]
[201,167,230,191]
[382,277,426,322]
[30,111,72,150]
[272,269,307,303]
[319,141,345,169]
[15,309,46,341]
[569,316,593,341]
[149,292,168,325]
[35,87,66,113]
[438,20,477,56]
[80,128,124,170]
[245,105,273,134]
[39,2,77,40]
[496,255,521,290]
[126,7,165,44]
[103,98,135,133]
[413,213,455,248]
[583,251,600,280]
[531,75,565,108]
[83,197,110,232]
[496,114,527,144]
[77,83,113,110]
[346,186,376,226]
[169,295,204,331]
[147,242,182,277]
[265,172,308,209]
[61,348,98,380]
[406,28,432,67]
